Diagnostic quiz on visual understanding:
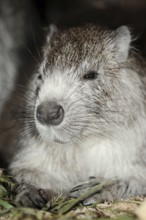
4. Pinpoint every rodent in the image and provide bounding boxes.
[7,24,146,207]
